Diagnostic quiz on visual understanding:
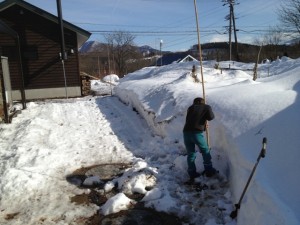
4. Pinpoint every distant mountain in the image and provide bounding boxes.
[139,45,159,54]
[79,41,162,54]
[79,41,106,53]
